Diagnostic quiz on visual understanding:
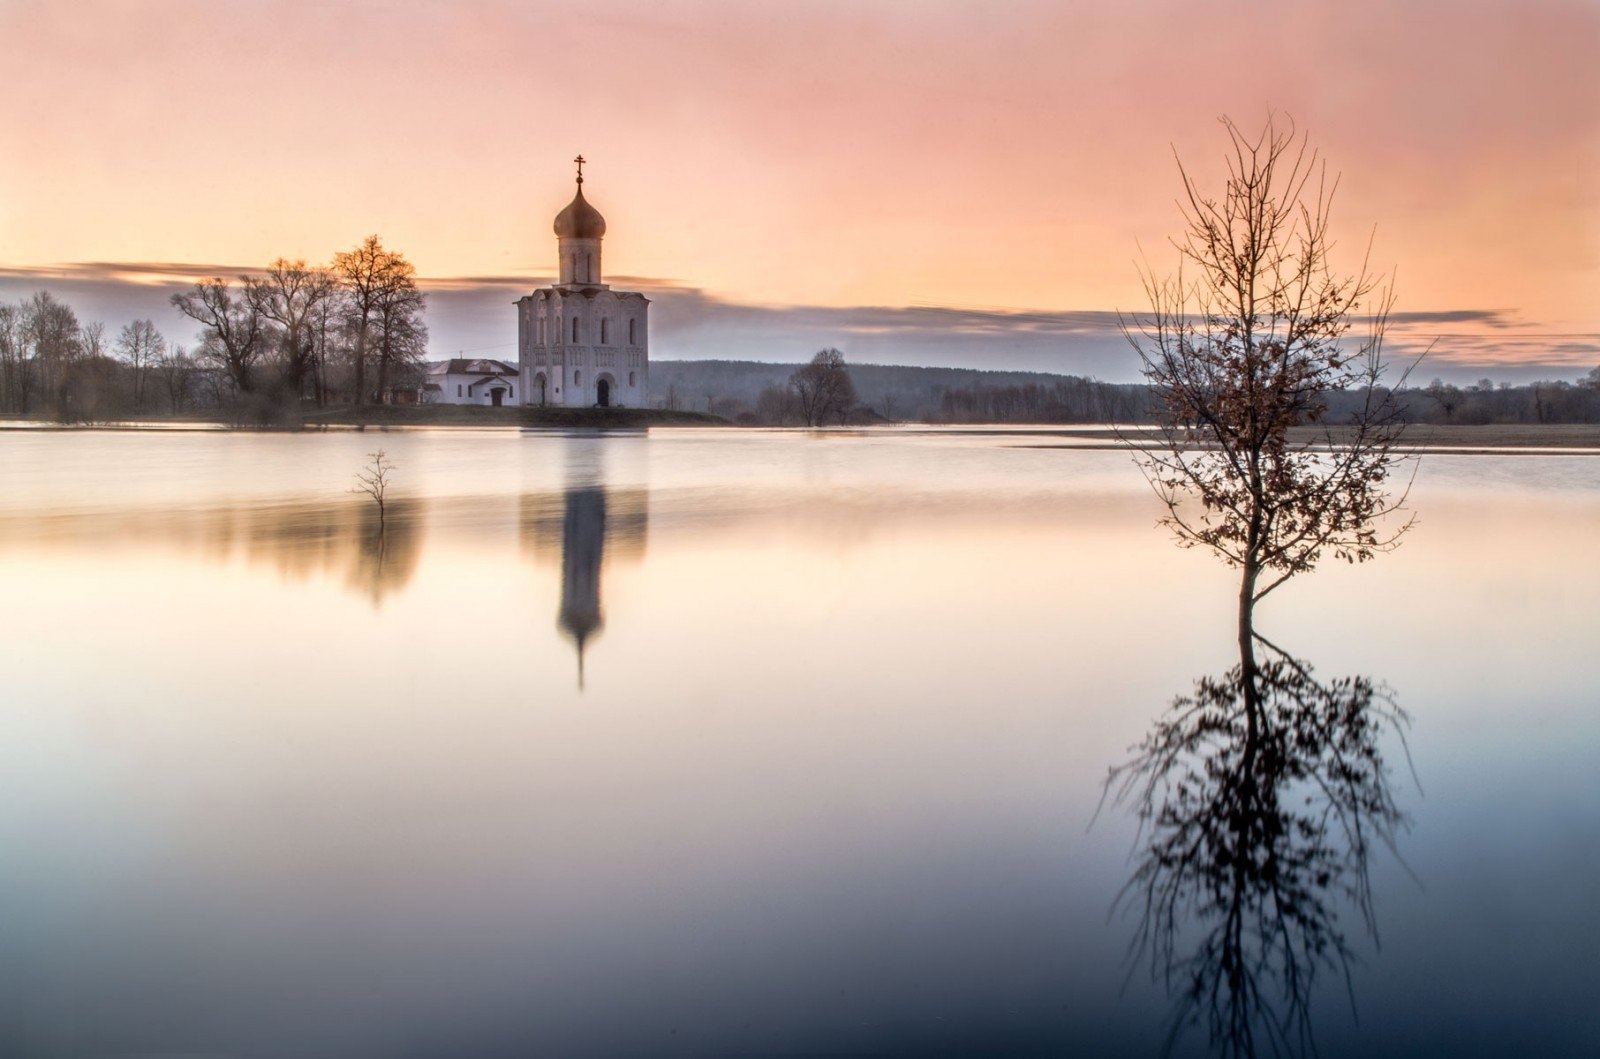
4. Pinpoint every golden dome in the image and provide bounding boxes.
[553,184,606,240]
